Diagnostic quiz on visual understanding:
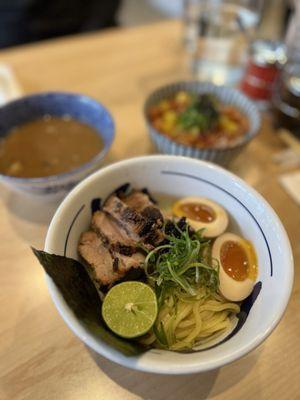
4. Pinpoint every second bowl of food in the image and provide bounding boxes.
[144,82,261,166]
[35,155,293,374]
[0,92,115,198]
